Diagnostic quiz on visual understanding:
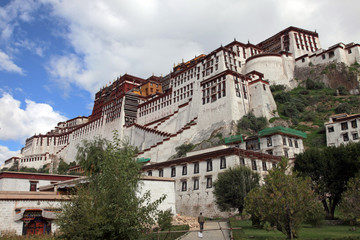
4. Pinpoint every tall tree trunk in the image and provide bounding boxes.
[322,199,330,218]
